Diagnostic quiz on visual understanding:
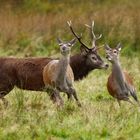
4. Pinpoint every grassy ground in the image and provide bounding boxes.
[0,57,140,140]
[0,1,140,139]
